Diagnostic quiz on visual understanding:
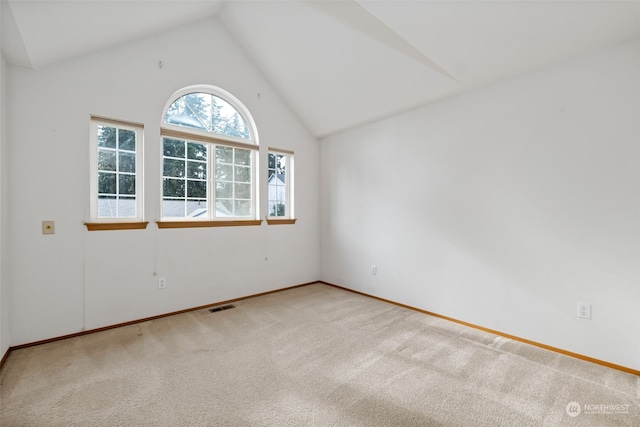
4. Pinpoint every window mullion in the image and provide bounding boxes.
[136,128,142,220]
[231,147,236,217]
[252,150,257,219]
[209,143,215,220]
[285,166,290,218]
[183,141,188,218]
[115,129,120,217]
